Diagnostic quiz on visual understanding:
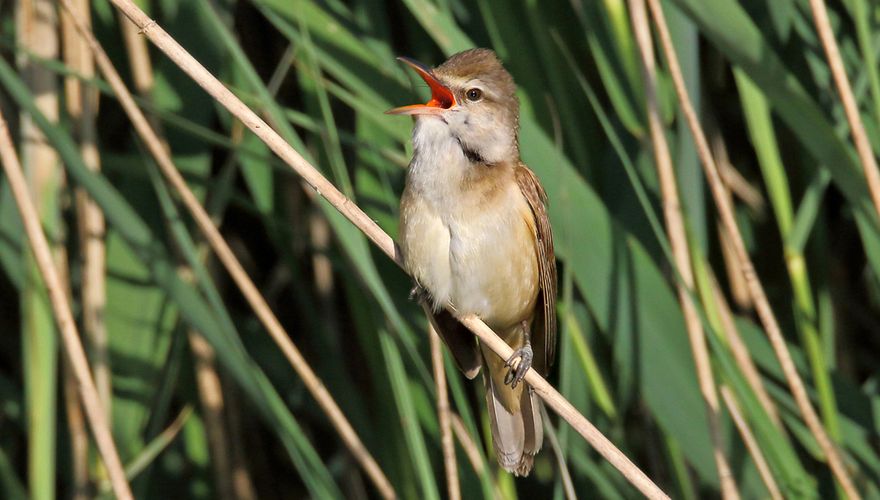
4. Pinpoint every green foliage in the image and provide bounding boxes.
[1,0,879,497]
